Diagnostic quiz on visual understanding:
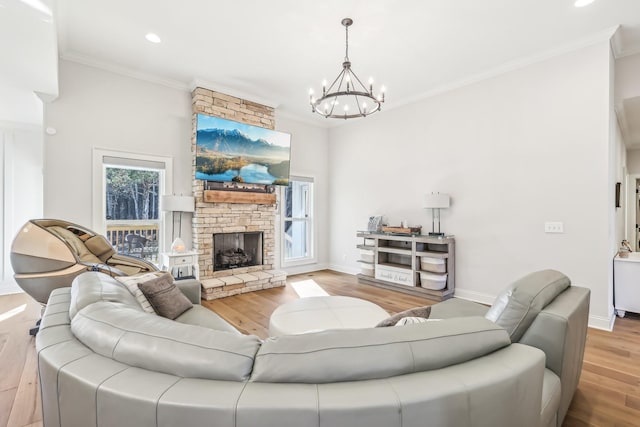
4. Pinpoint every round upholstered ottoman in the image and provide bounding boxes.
[268,296,389,336]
